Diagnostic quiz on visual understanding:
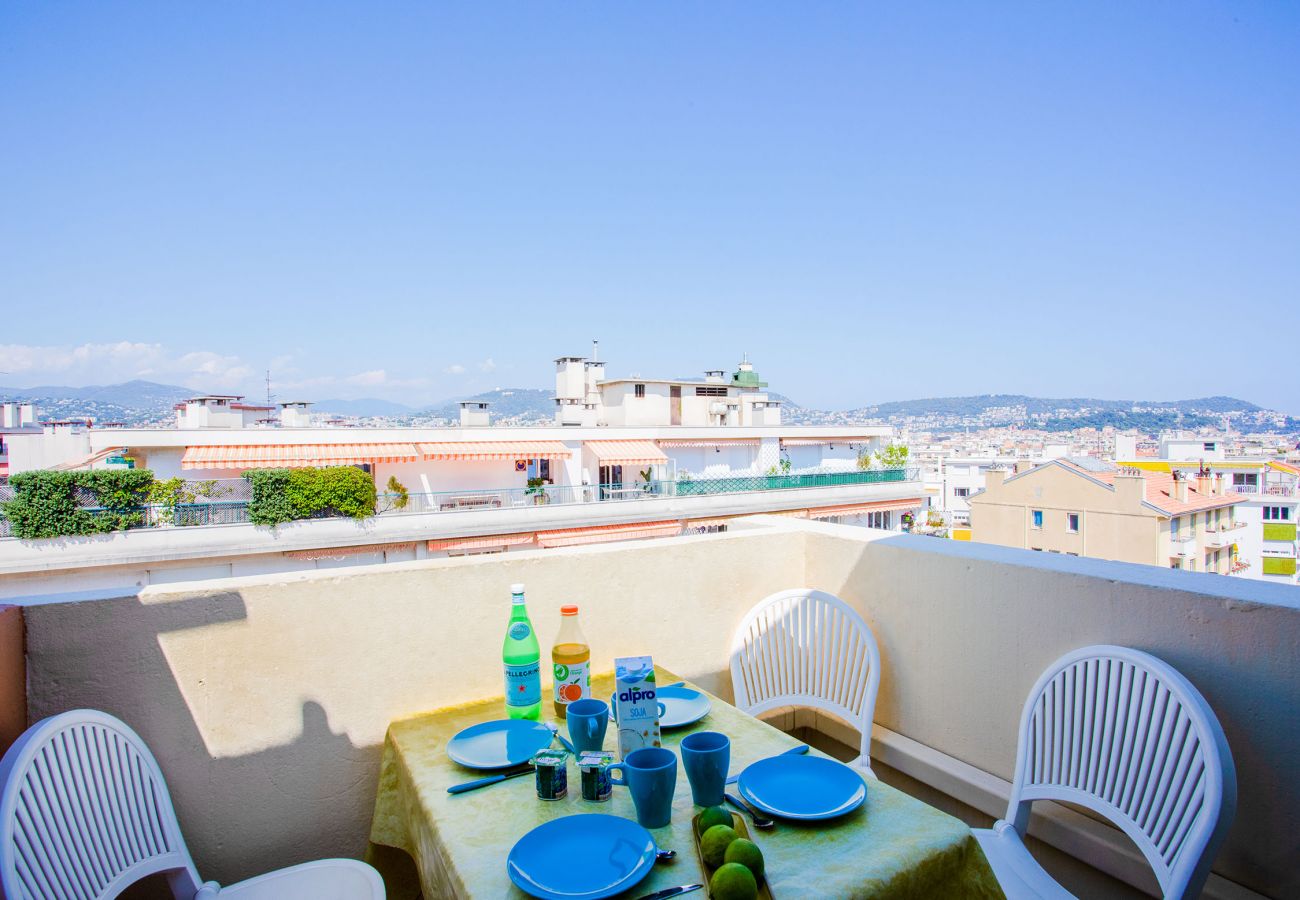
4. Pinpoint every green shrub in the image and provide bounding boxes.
[1,469,152,539]
[244,469,297,526]
[245,466,376,526]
